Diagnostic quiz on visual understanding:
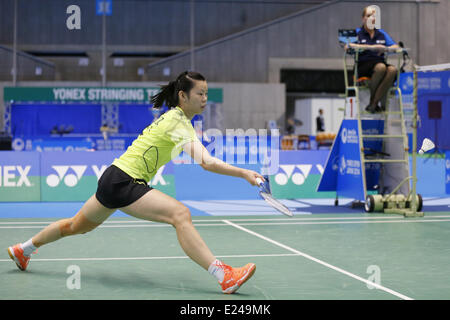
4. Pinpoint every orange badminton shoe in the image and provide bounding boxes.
[220,263,256,294]
[7,244,30,271]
